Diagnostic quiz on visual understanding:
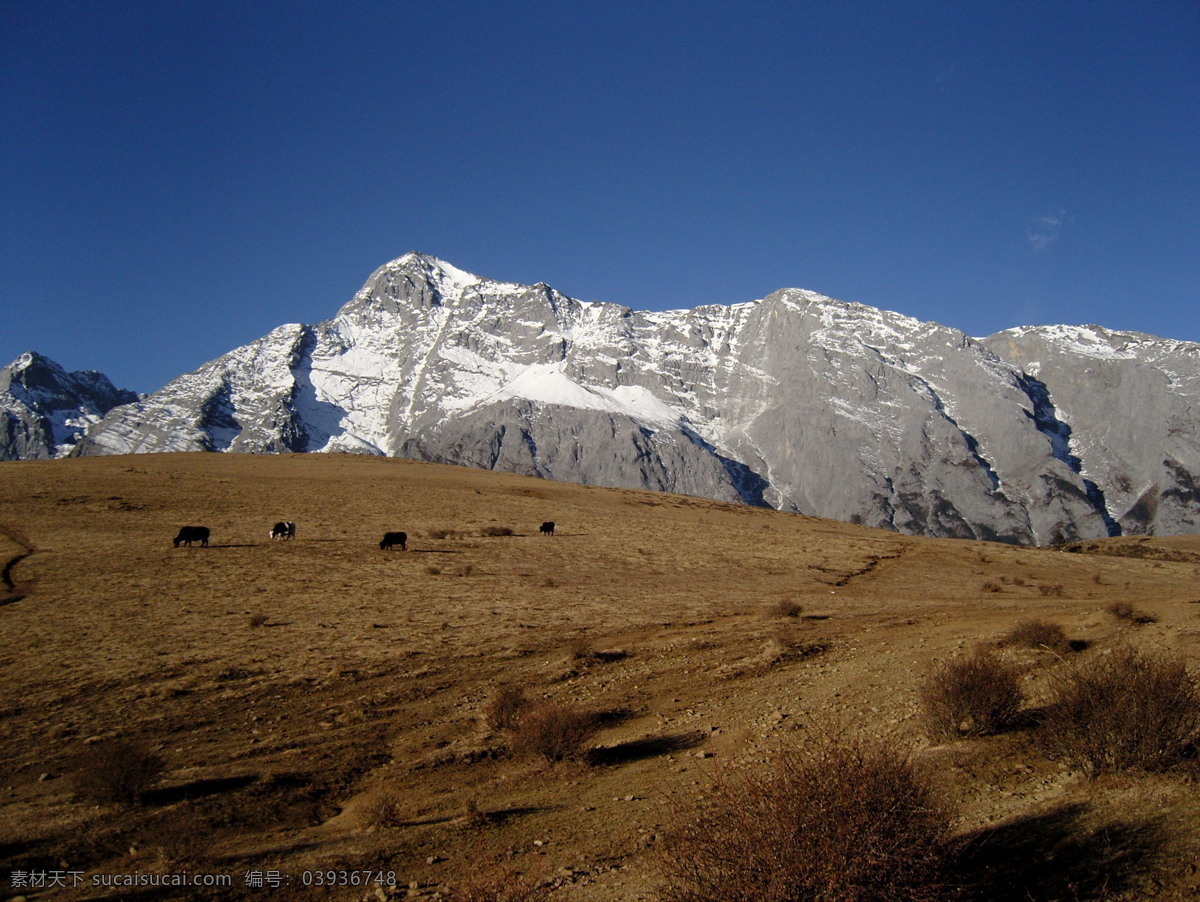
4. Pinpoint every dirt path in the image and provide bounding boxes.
[0,523,34,603]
